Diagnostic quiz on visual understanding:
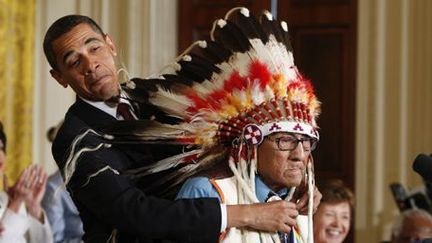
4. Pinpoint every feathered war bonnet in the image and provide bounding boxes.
[120,7,319,188]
